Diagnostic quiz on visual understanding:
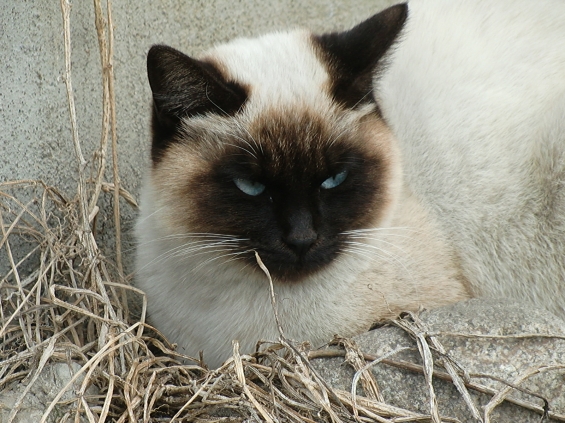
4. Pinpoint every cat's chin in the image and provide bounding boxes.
[253,261,332,283]
[246,244,342,283]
